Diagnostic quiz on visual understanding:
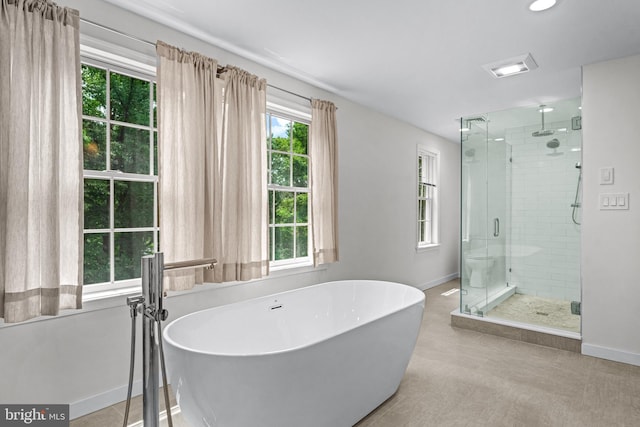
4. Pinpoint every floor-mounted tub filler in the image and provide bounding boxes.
[162,280,426,427]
